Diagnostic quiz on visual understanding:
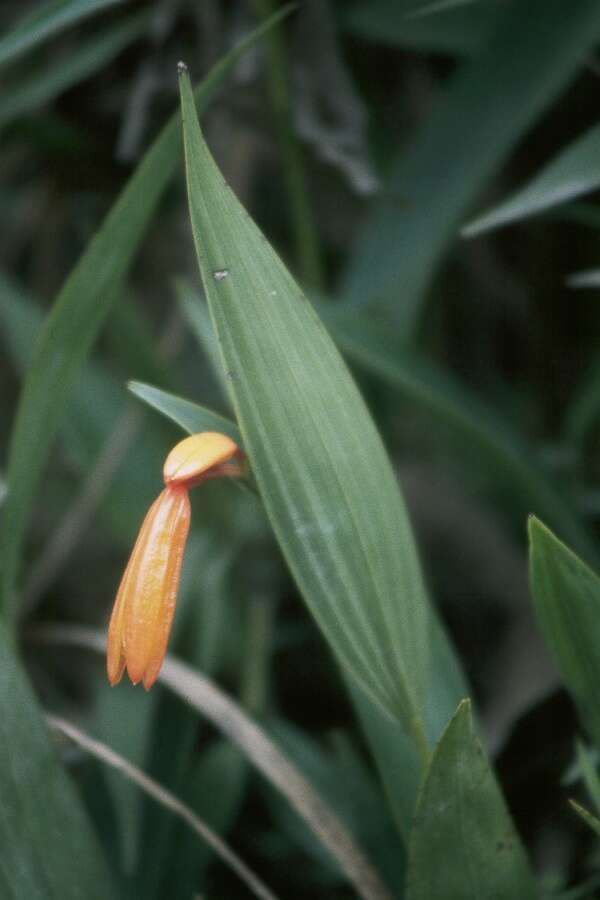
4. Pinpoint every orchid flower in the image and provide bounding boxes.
[107,432,244,689]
